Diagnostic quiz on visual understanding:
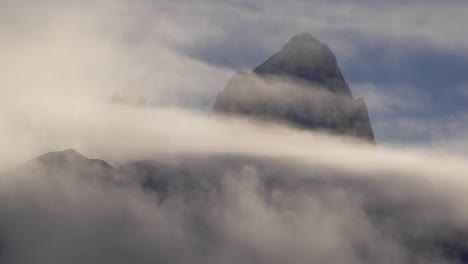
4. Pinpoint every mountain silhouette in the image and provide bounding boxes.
[10,149,119,183]
[213,33,375,142]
